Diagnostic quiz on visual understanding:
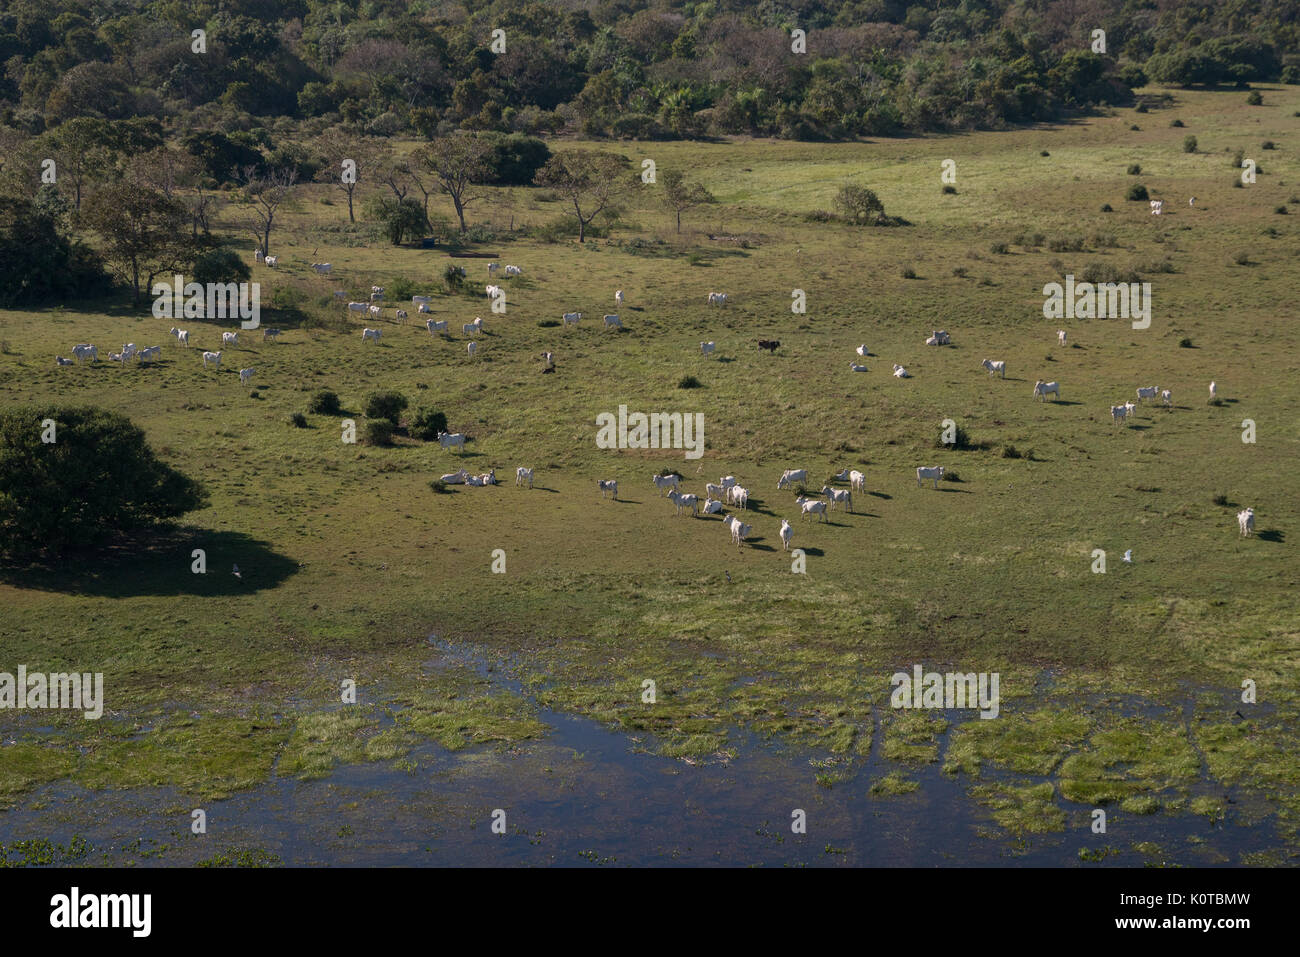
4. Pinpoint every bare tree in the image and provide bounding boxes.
[533,149,631,243]
[660,168,716,234]
[419,134,494,233]
[236,166,298,256]
[314,130,383,223]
